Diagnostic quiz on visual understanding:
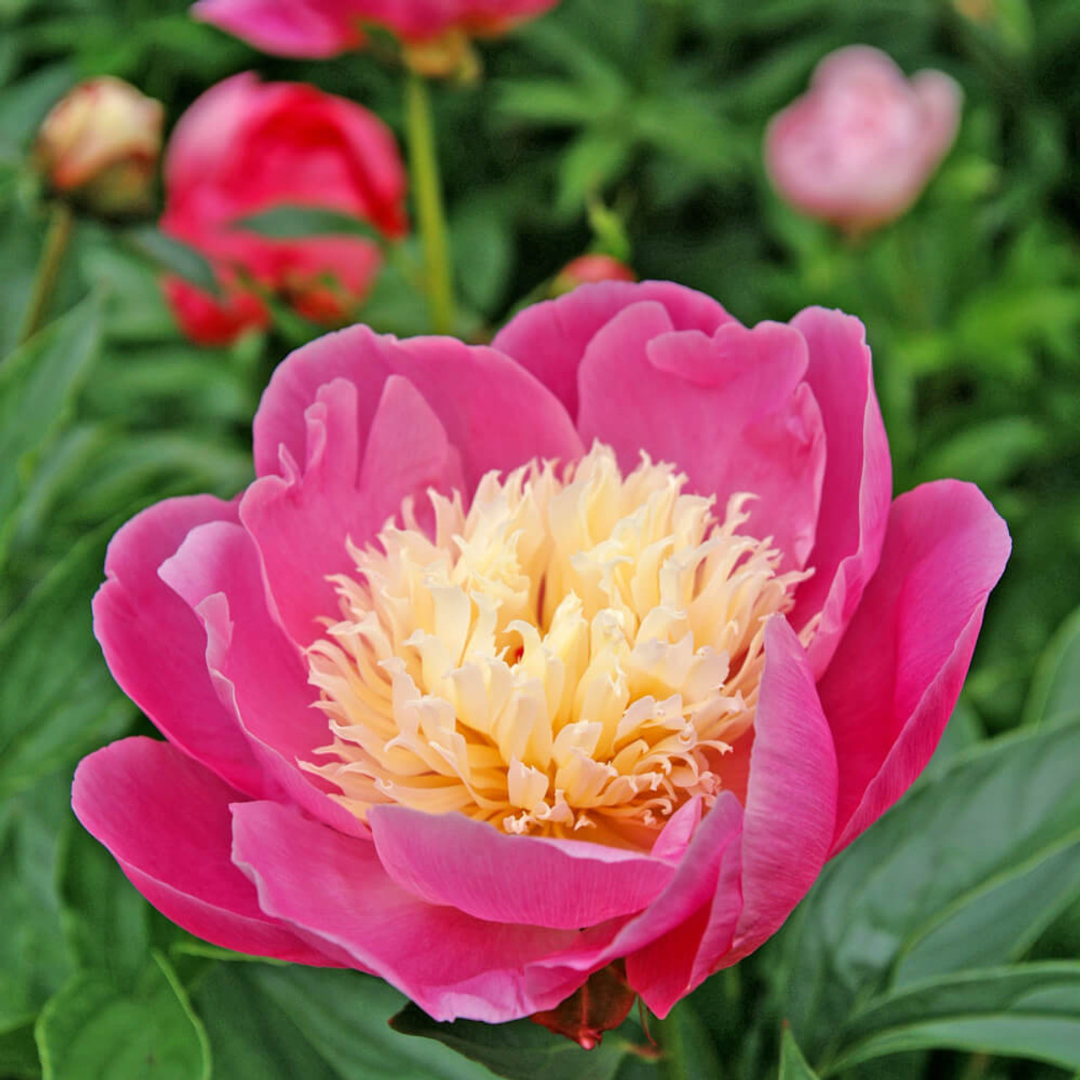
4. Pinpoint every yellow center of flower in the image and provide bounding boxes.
[304,443,811,850]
